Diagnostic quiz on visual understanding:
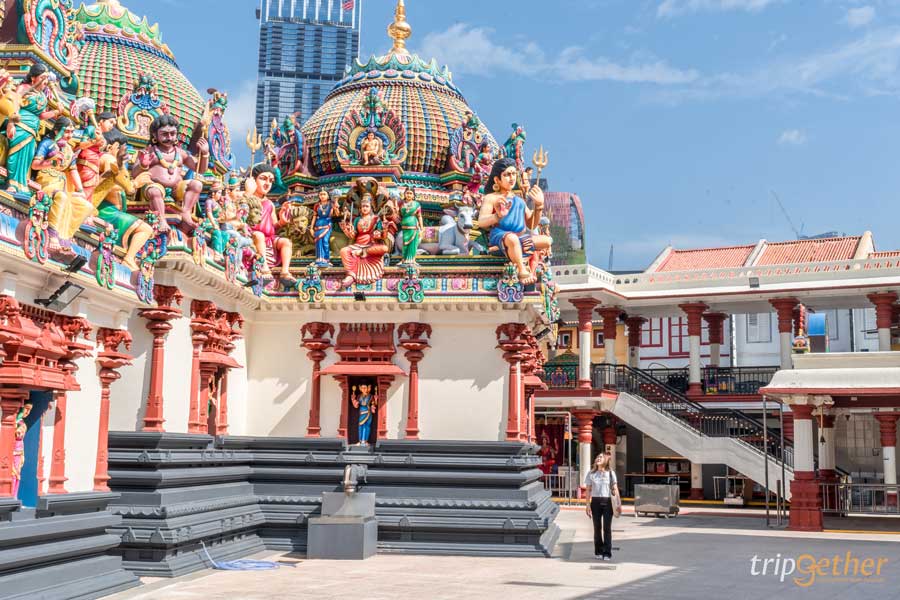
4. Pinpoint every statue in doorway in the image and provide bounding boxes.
[11,402,32,498]
[353,383,376,445]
